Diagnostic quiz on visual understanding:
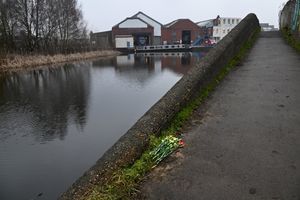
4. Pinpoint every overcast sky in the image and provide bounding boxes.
[78,0,287,32]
